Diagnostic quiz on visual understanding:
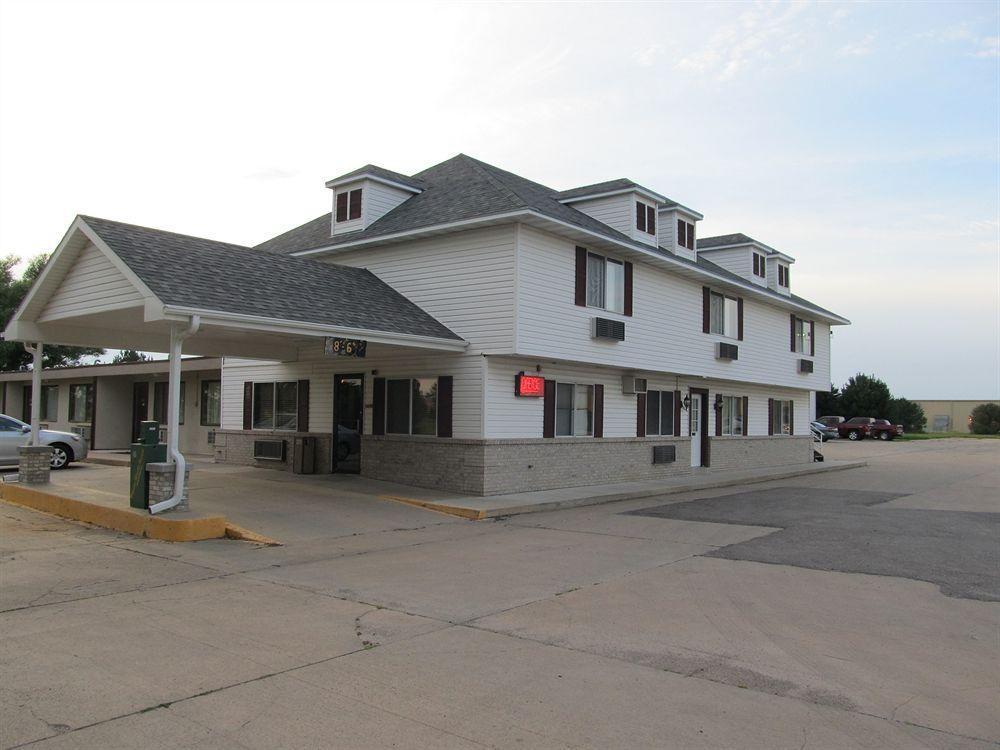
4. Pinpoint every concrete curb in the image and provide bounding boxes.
[400,460,869,520]
[0,484,228,542]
